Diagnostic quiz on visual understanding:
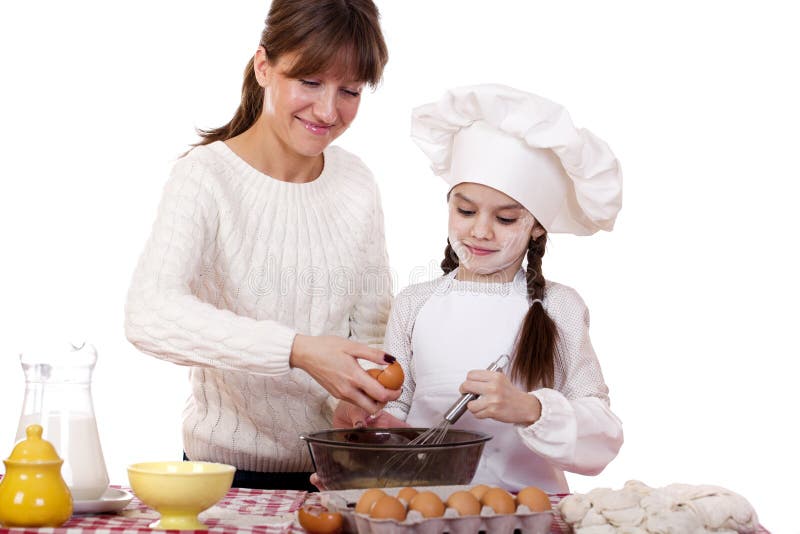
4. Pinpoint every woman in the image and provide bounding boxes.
[124,0,397,491]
